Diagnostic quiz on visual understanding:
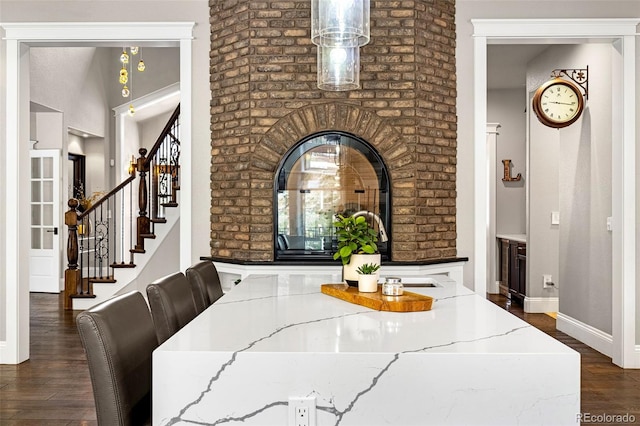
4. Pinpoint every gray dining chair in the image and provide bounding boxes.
[76,291,158,426]
[146,271,198,344]
[185,261,224,314]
